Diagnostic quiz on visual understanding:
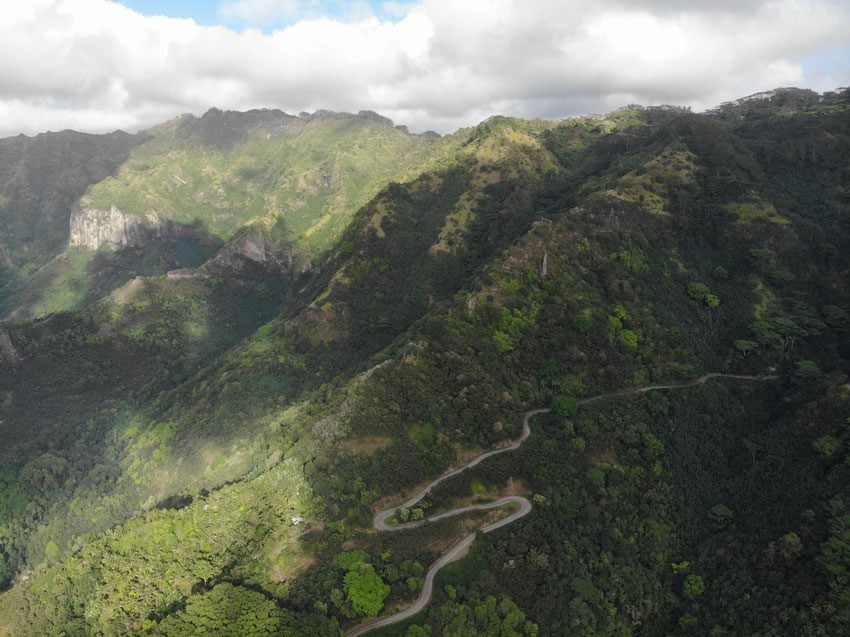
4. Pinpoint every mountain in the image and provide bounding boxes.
[1,87,849,636]
[0,108,455,321]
